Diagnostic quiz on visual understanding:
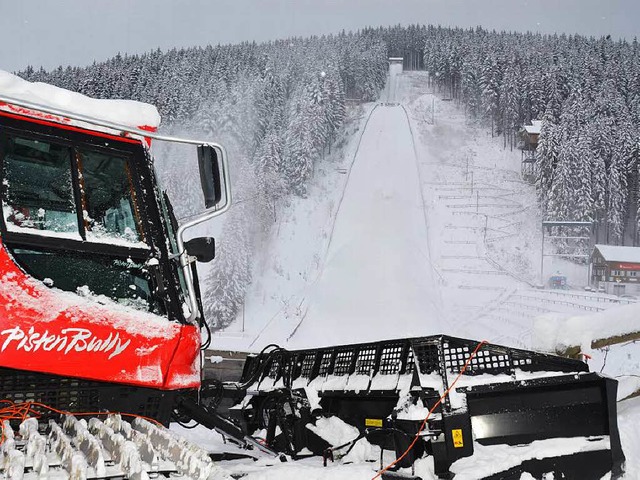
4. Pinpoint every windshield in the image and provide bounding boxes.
[10,247,160,312]
[2,134,148,247]
[0,127,166,314]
